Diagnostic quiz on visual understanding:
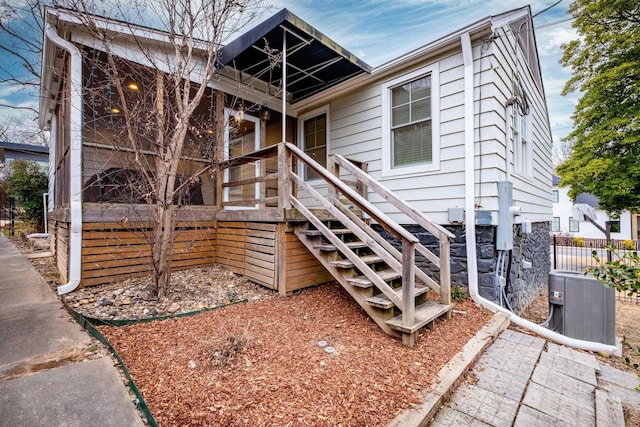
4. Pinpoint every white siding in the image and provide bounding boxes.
[295,16,553,227]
